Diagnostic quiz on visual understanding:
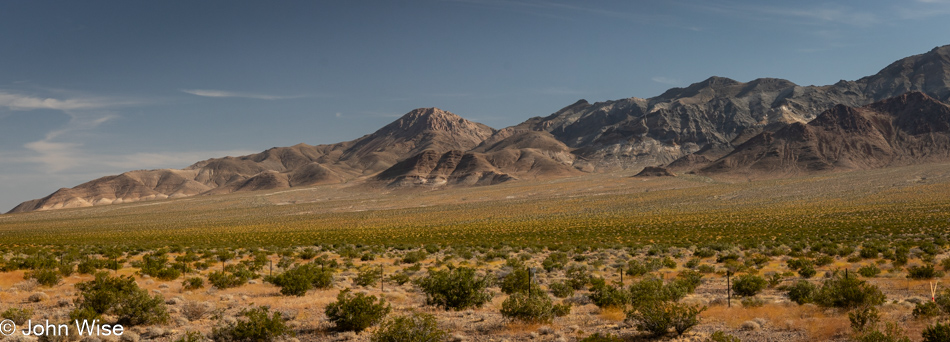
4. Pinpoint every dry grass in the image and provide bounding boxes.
[598,307,626,322]
[0,270,27,288]
[703,303,850,341]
